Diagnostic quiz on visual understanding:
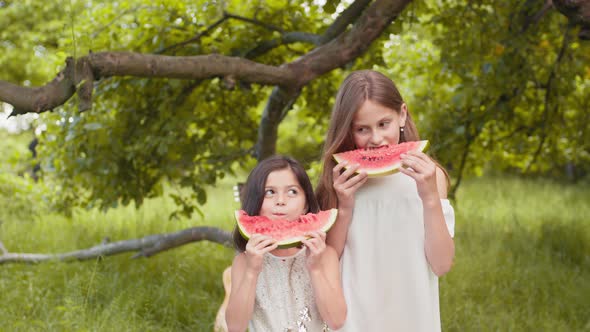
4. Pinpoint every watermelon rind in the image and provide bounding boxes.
[235,209,338,249]
[333,140,429,177]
